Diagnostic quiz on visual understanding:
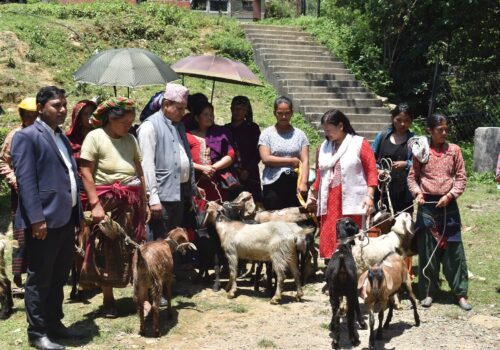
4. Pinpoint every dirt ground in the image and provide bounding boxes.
[101,269,500,350]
